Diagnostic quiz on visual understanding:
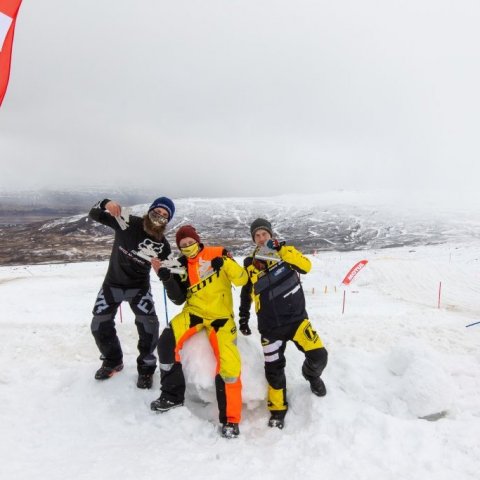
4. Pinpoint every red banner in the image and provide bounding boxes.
[0,0,22,106]
[341,259,368,285]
